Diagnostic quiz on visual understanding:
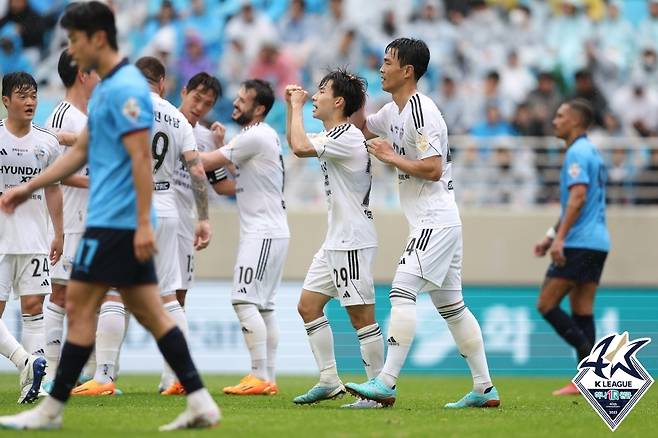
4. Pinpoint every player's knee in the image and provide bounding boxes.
[20,295,44,315]
[297,300,321,322]
[536,300,553,315]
